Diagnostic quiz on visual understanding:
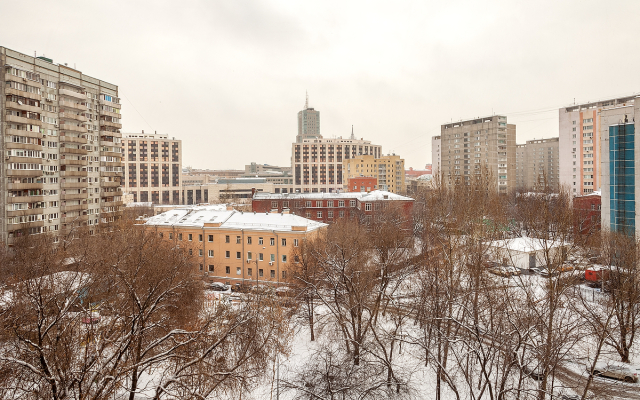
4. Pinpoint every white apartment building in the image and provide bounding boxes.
[559,95,636,196]
[1,46,123,245]
[123,131,182,204]
[431,135,441,176]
